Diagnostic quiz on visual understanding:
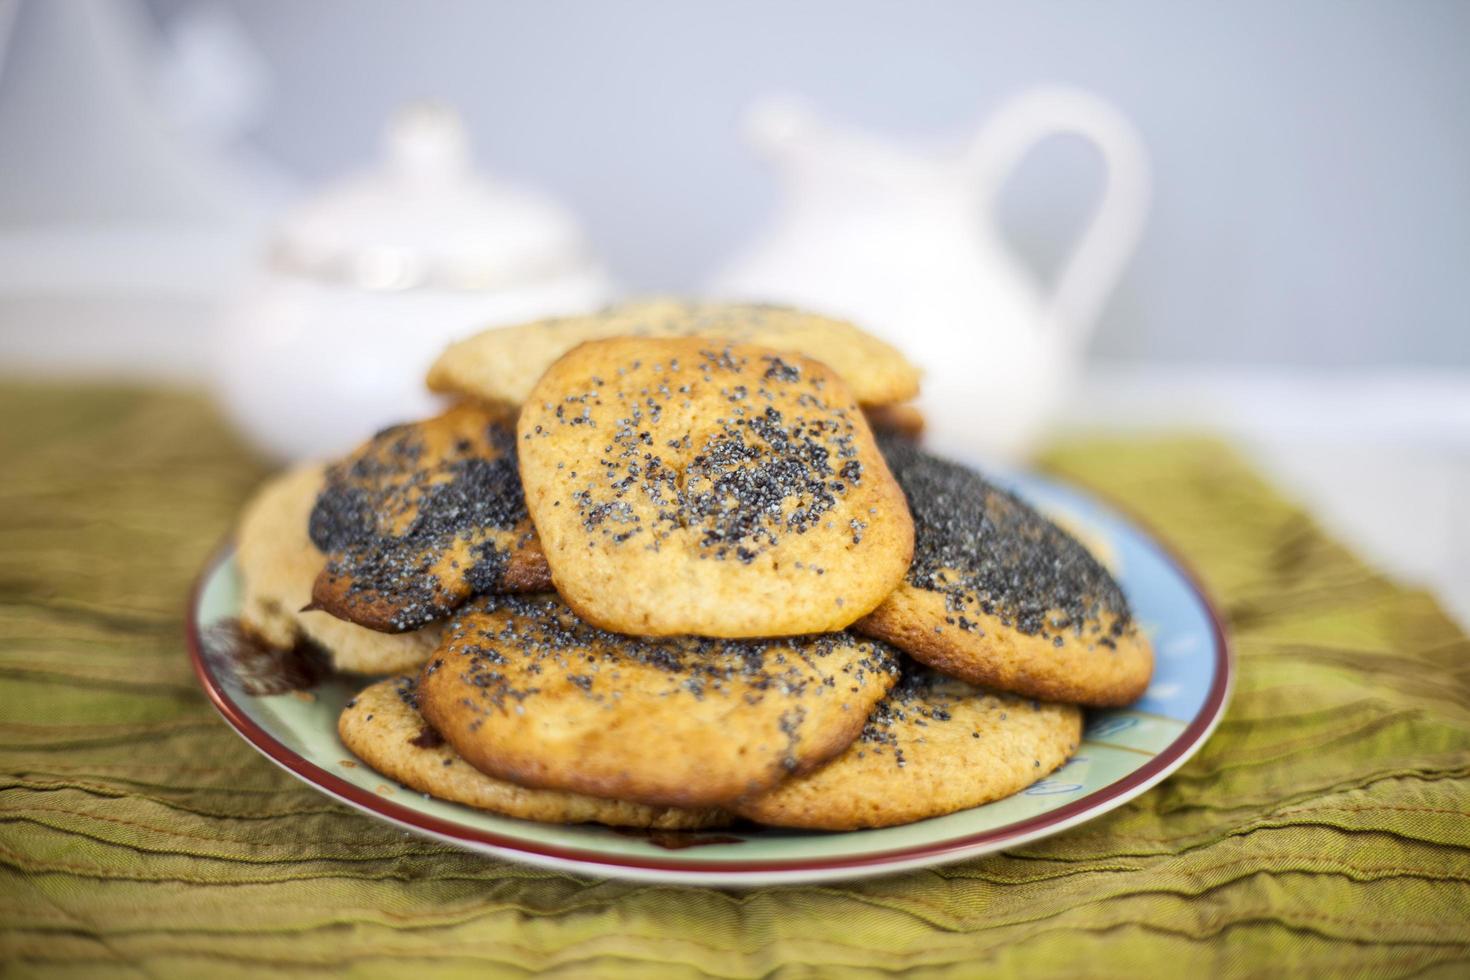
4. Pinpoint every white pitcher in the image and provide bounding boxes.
[709,87,1150,461]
